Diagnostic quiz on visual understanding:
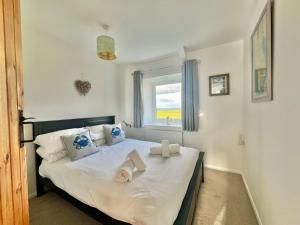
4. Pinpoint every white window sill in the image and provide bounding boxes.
[143,124,182,132]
